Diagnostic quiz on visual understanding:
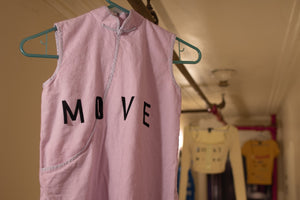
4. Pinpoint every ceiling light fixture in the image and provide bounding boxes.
[211,68,236,87]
